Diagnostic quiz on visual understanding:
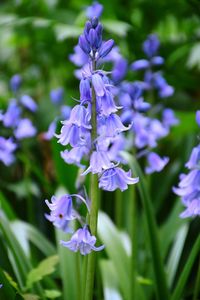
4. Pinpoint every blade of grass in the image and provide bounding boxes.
[122,152,170,300]
[171,235,200,300]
